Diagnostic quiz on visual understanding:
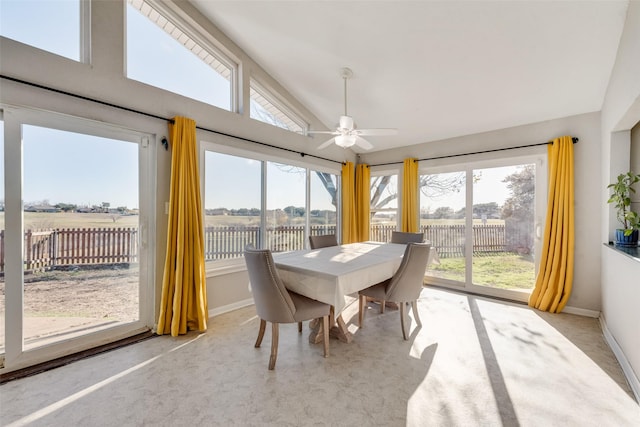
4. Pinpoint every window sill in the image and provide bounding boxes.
[205,260,246,277]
